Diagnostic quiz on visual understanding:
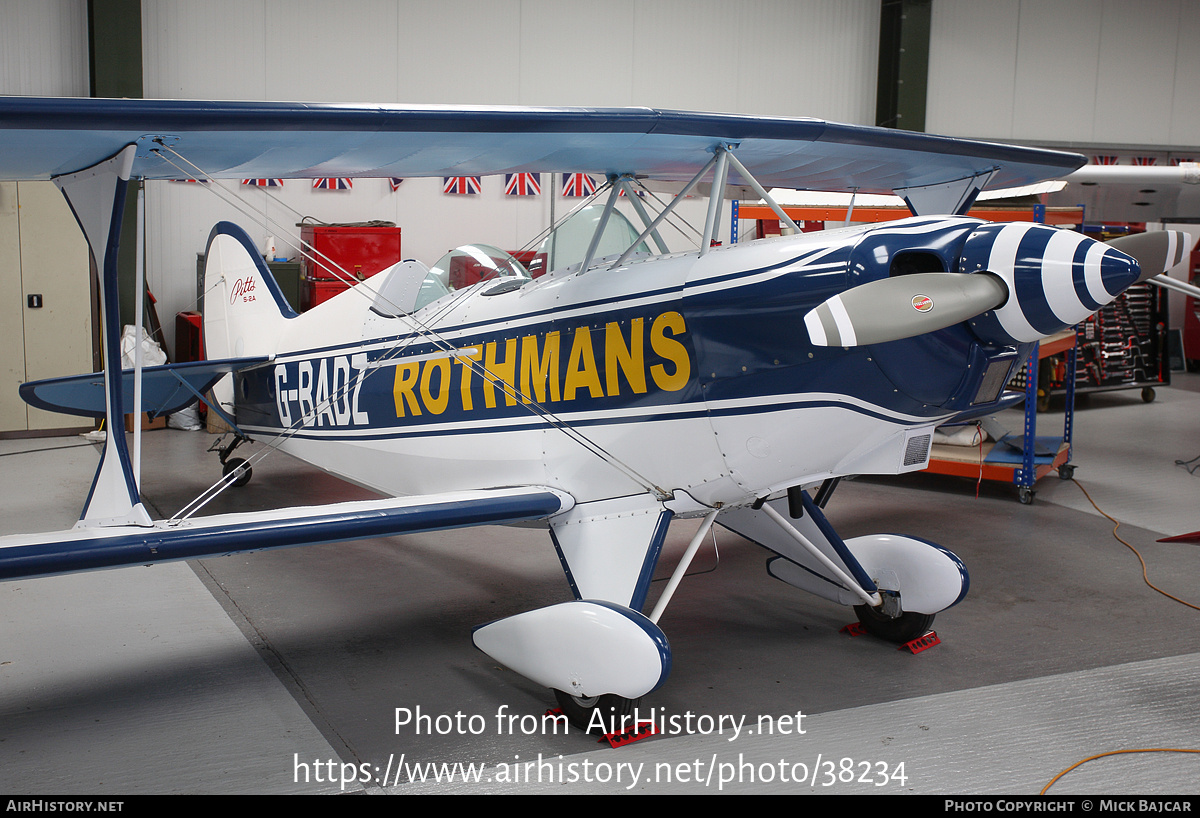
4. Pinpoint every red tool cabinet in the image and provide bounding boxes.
[300,224,401,310]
